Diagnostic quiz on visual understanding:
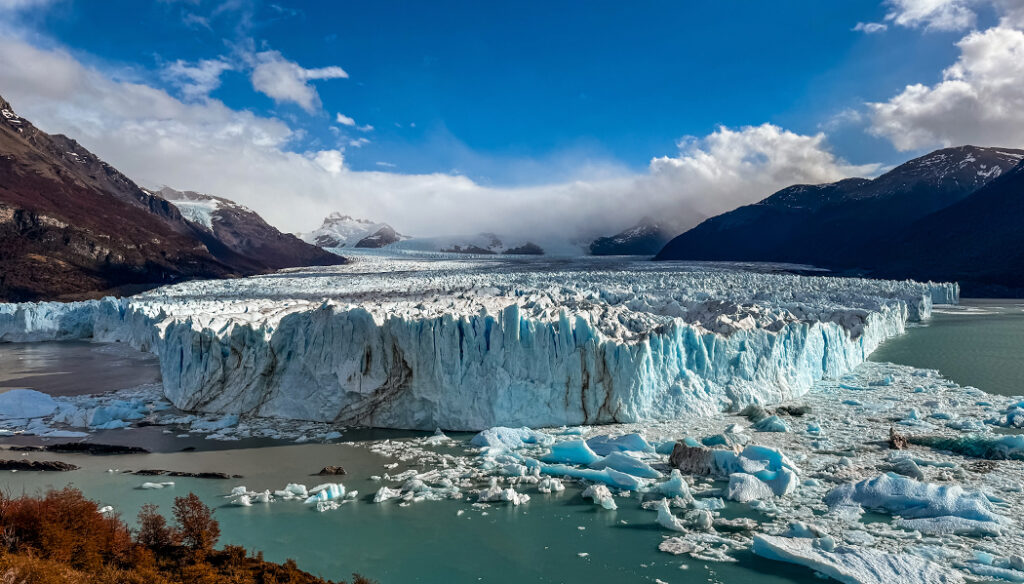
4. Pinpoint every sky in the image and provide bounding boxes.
[1,0,1023,241]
